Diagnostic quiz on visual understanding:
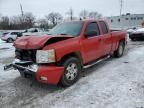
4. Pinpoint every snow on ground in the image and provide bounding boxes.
[0,39,13,49]
[0,39,14,59]
[0,41,15,82]
[0,40,144,108]
[33,46,144,108]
